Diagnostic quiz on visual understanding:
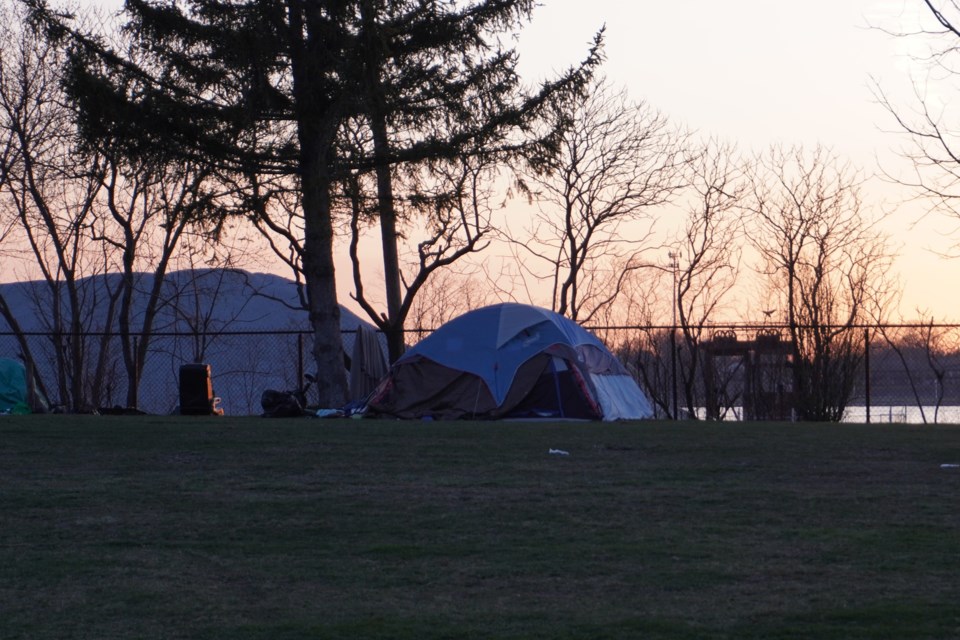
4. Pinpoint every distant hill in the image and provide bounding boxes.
[0,270,384,414]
